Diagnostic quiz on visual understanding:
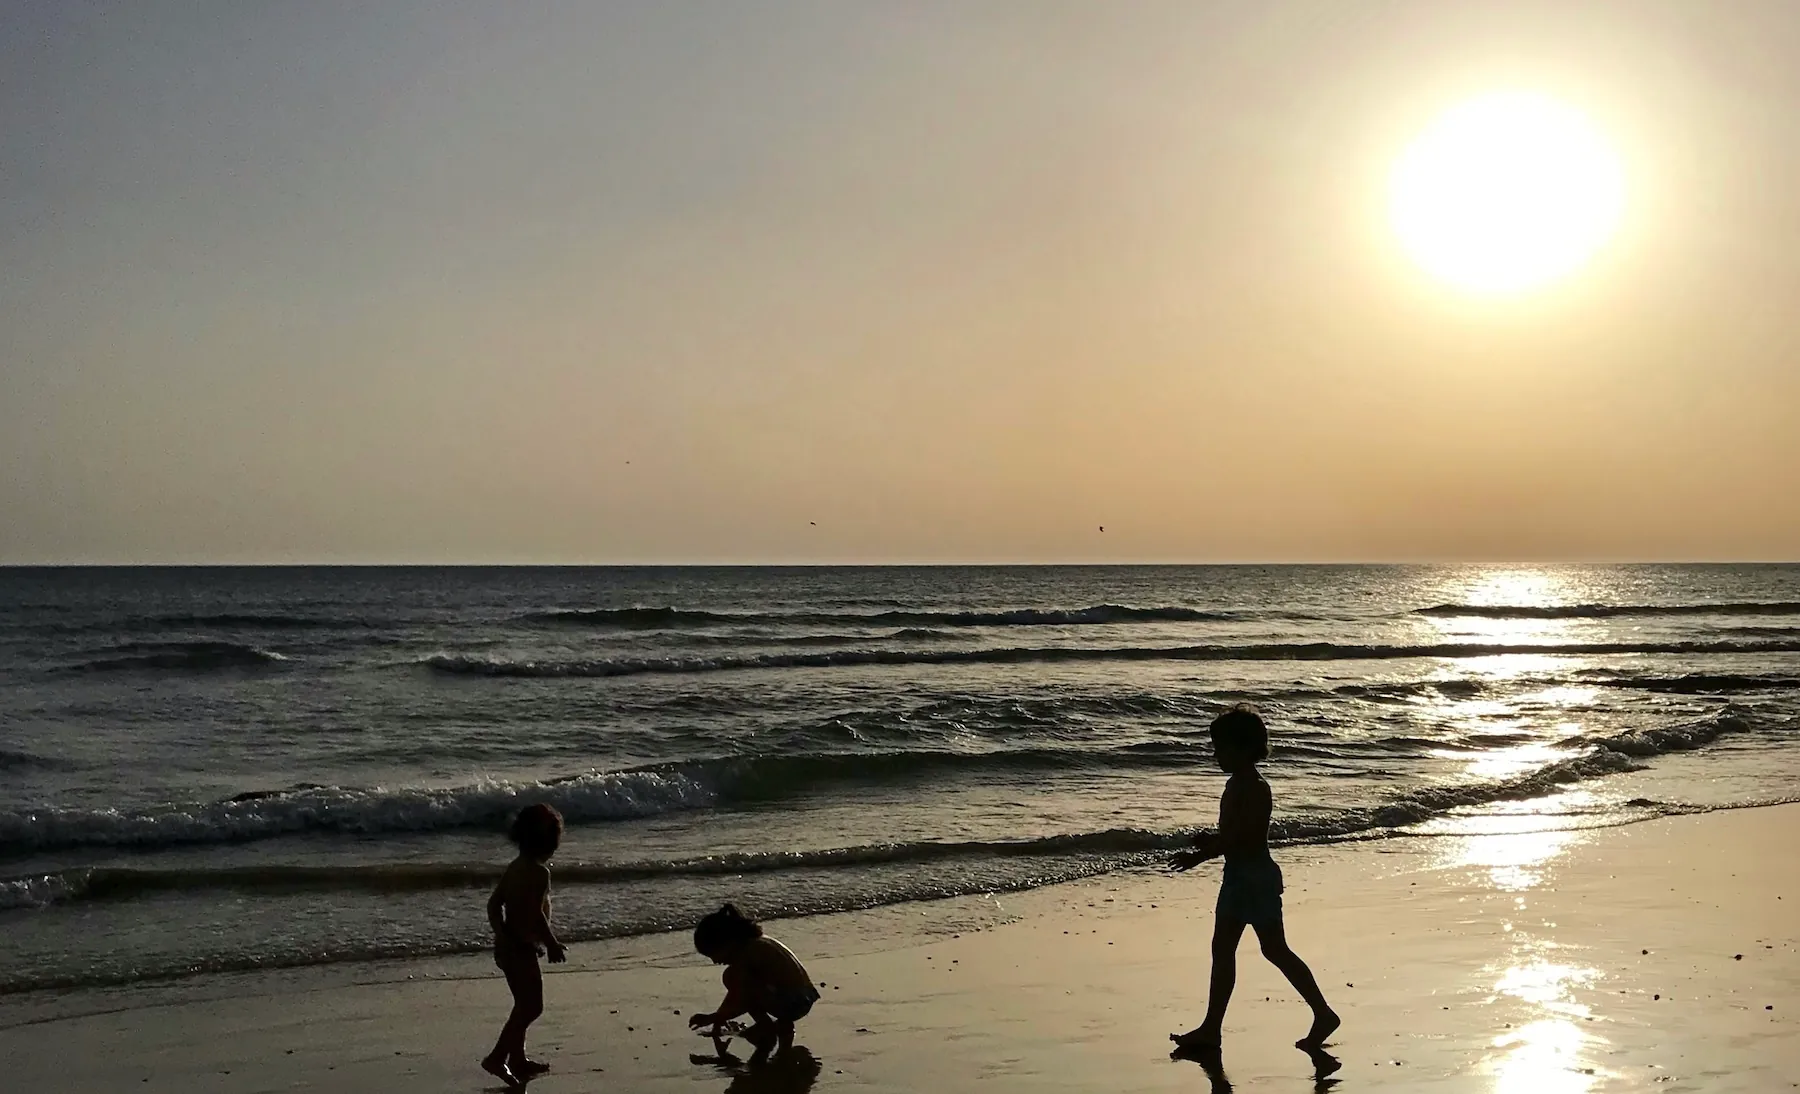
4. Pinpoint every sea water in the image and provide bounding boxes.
[2,565,1797,995]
